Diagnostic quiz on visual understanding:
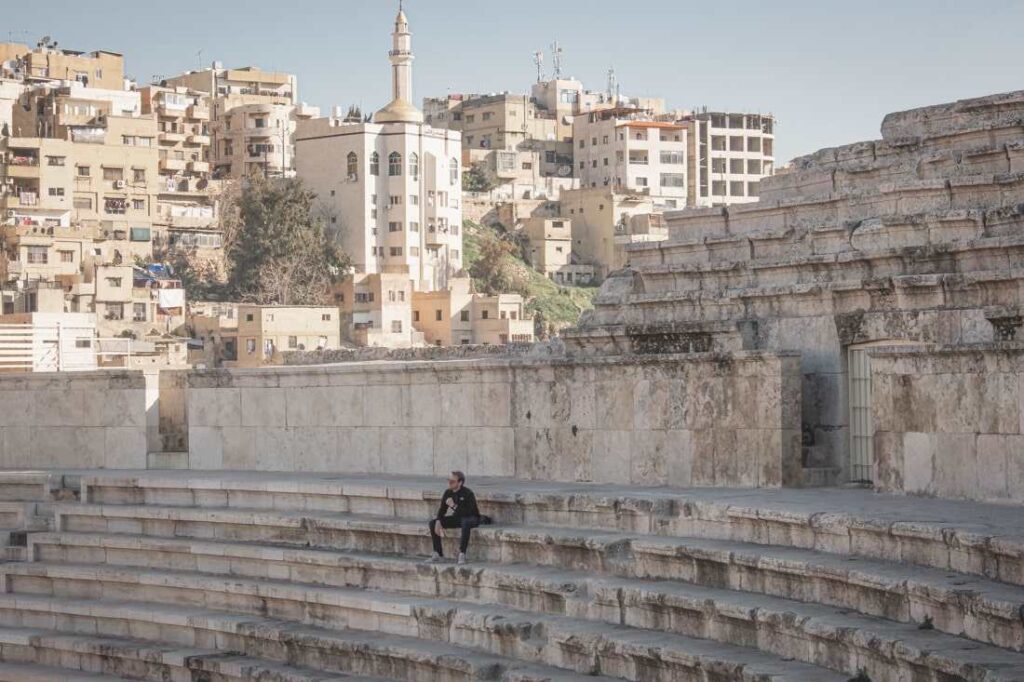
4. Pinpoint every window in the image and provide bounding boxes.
[391,321,403,333]
[103,167,123,181]
[389,246,403,256]
[132,168,146,183]
[75,339,92,349]
[730,158,744,174]
[460,310,470,322]
[389,195,402,206]
[482,310,490,320]
[388,152,402,176]
[730,181,745,196]
[106,303,125,321]
[246,314,254,322]
[435,310,443,321]
[482,112,492,121]
[635,177,648,187]
[369,152,380,176]
[57,250,74,263]
[47,156,66,167]
[450,158,459,184]
[246,339,256,354]
[77,166,90,177]
[409,194,419,206]
[48,187,65,197]
[660,173,685,188]
[27,246,48,264]
[322,313,332,321]
[409,222,420,232]
[288,336,298,349]
[660,151,684,165]
[409,152,419,179]
[413,311,420,322]
[132,199,146,210]
[133,303,147,322]
[106,277,123,287]
[389,221,403,232]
